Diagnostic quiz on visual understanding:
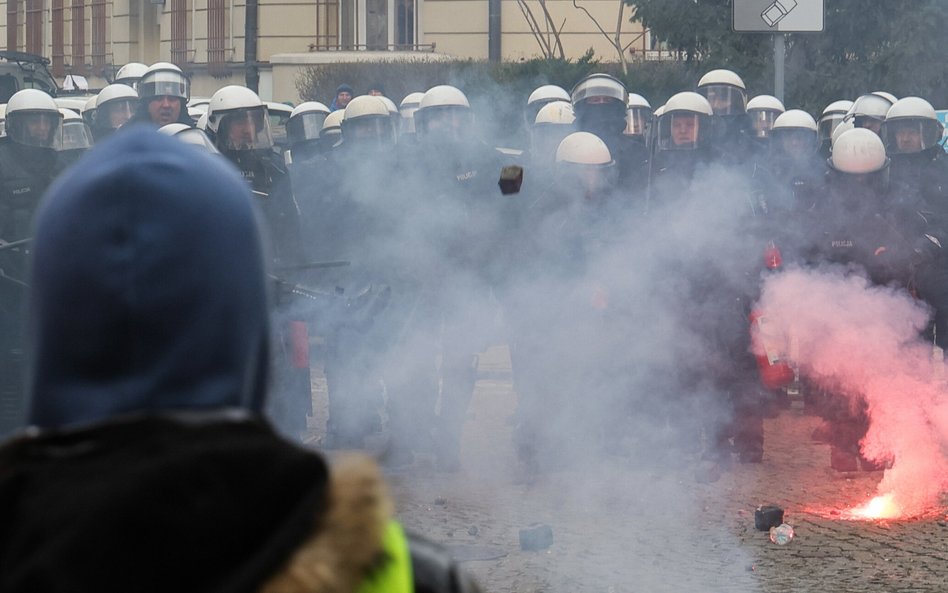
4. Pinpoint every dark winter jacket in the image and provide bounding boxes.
[0,128,480,593]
